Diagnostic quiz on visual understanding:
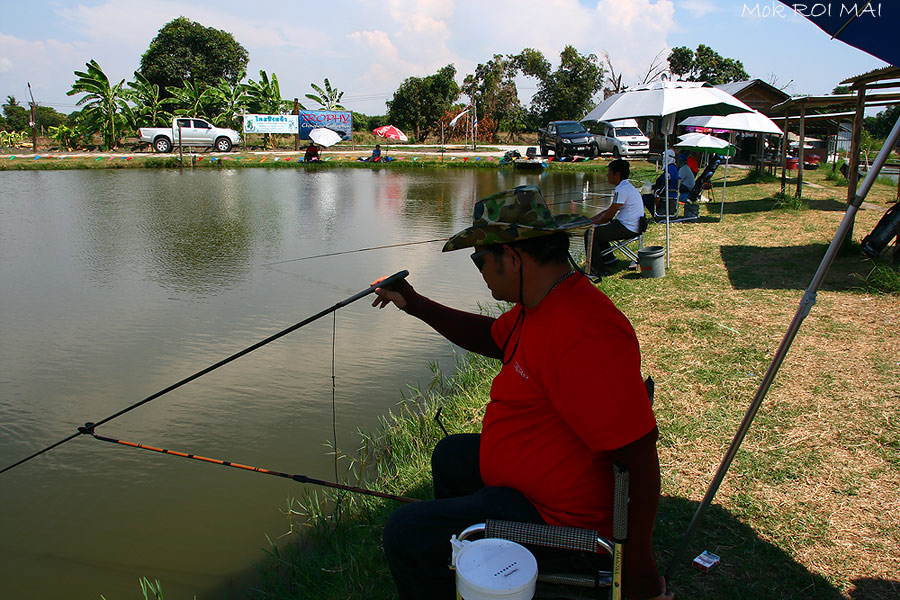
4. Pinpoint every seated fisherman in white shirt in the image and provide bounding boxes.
[584,159,645,275]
